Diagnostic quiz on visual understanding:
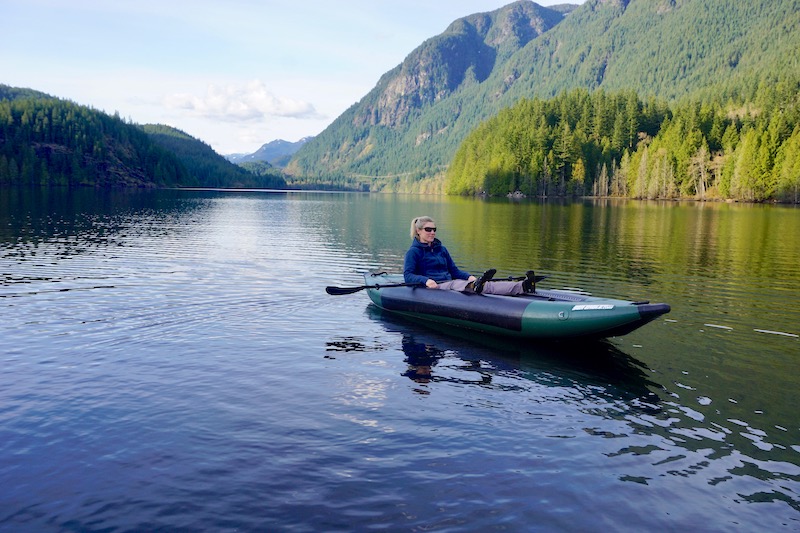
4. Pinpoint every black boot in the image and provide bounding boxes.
[522,270,536,293]
[474,268,496,294]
